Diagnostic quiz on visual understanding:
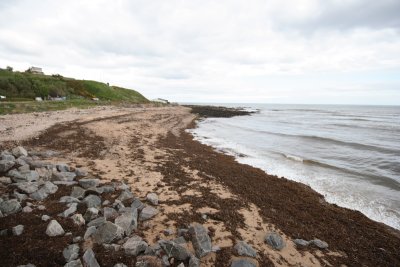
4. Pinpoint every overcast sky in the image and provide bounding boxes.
[1,0,399,104]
